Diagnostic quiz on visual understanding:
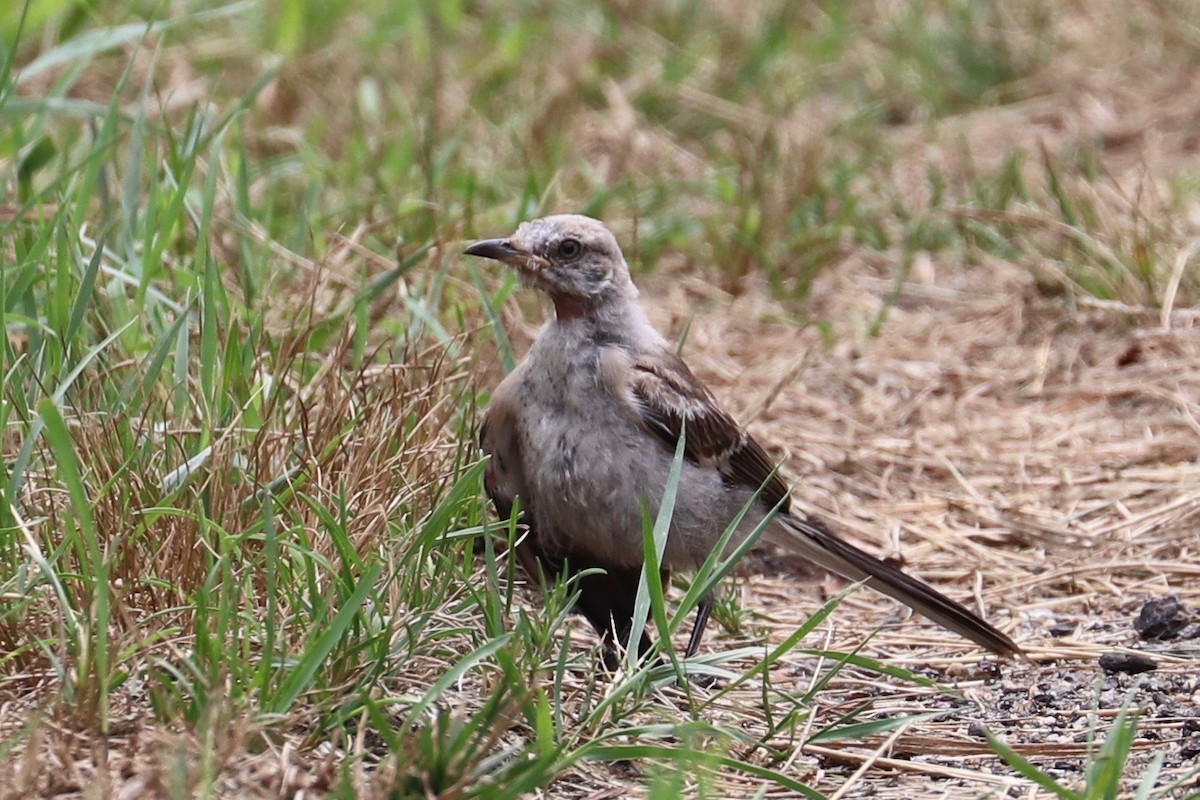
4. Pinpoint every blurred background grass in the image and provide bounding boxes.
[2,0,1198,796]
